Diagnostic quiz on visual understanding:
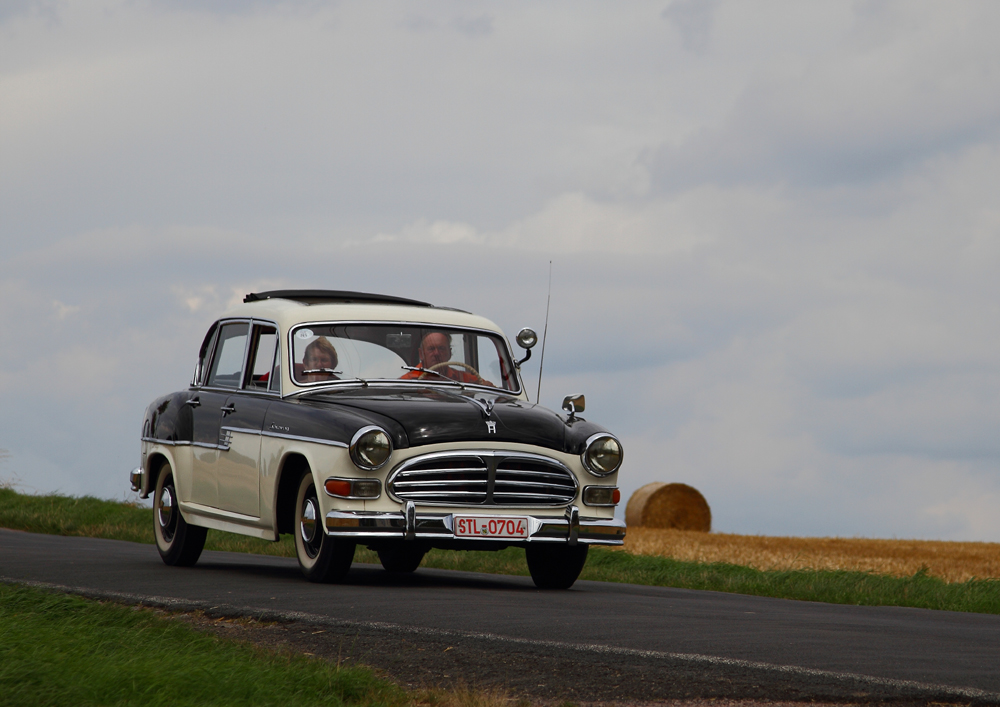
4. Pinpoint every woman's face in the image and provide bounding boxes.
[305,349,334,370]
[304,346,336,381]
